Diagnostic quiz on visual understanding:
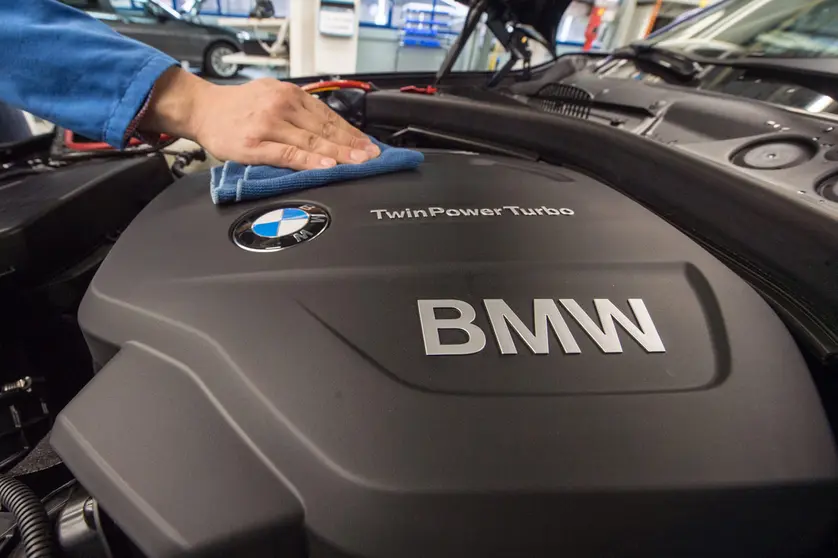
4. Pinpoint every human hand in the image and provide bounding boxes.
[140,67,380,170]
